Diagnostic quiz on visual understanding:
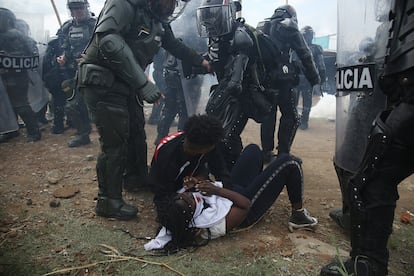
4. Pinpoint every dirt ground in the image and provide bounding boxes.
[0,102,413,275]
